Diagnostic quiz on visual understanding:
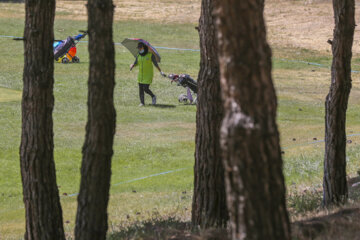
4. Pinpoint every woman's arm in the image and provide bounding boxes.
[151,54,166,76]
[130,56,138,71]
